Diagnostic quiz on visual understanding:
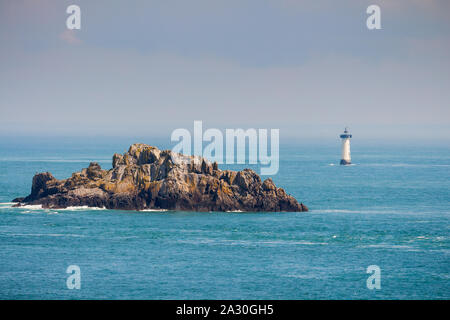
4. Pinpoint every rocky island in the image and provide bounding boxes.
[13,144,307,212]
